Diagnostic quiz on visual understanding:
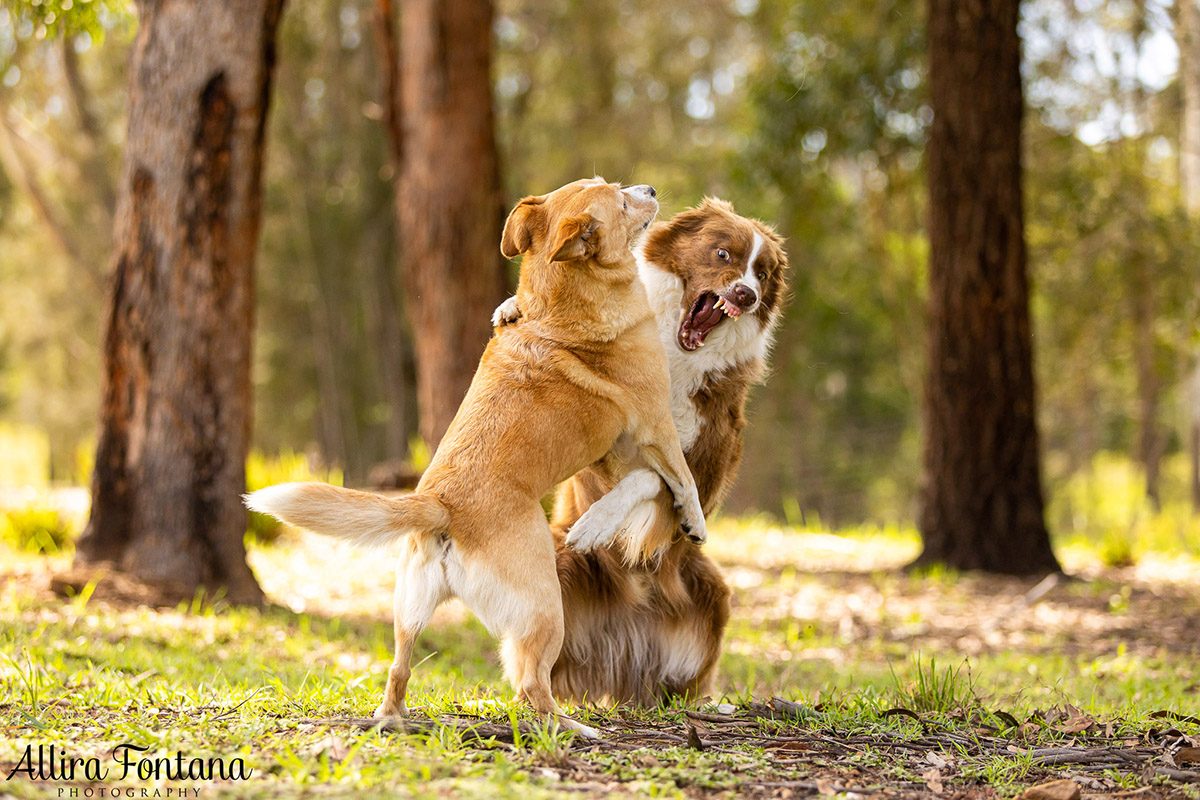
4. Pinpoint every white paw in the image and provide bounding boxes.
[565,504,627,553]
[557,716,600,739]
[492,295,521,327]
[373,702,408,719]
